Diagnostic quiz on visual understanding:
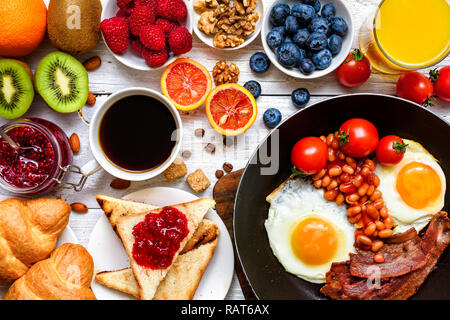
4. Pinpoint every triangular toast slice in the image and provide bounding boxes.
[95,236,219,299]
[116,198,215,300]
[96,194,158,231]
